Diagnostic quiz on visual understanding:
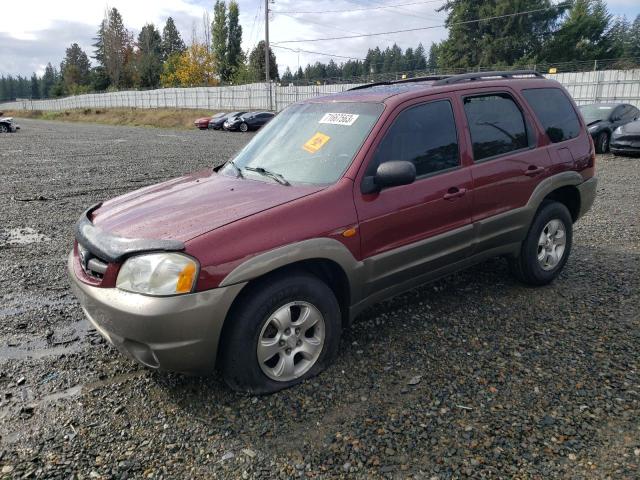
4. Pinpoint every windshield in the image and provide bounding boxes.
[221,102,384,185]
[579,104,614,123]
